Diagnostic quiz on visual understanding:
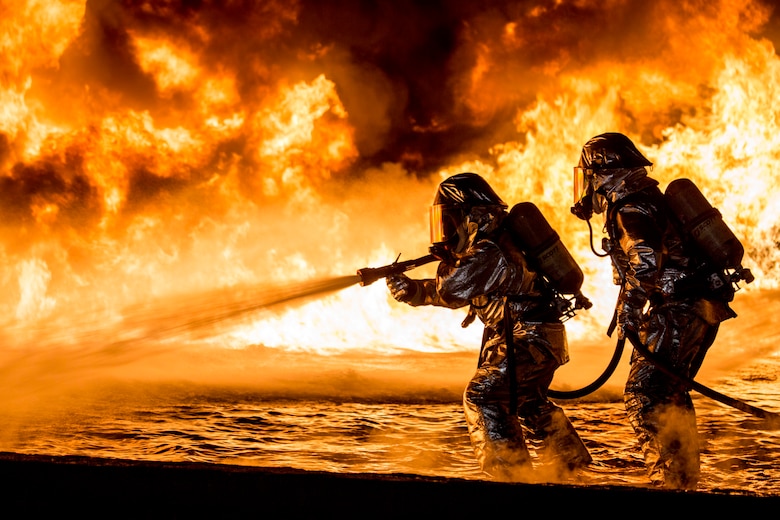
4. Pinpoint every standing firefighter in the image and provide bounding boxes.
[571,132,739,489]
[386,172,592,482]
